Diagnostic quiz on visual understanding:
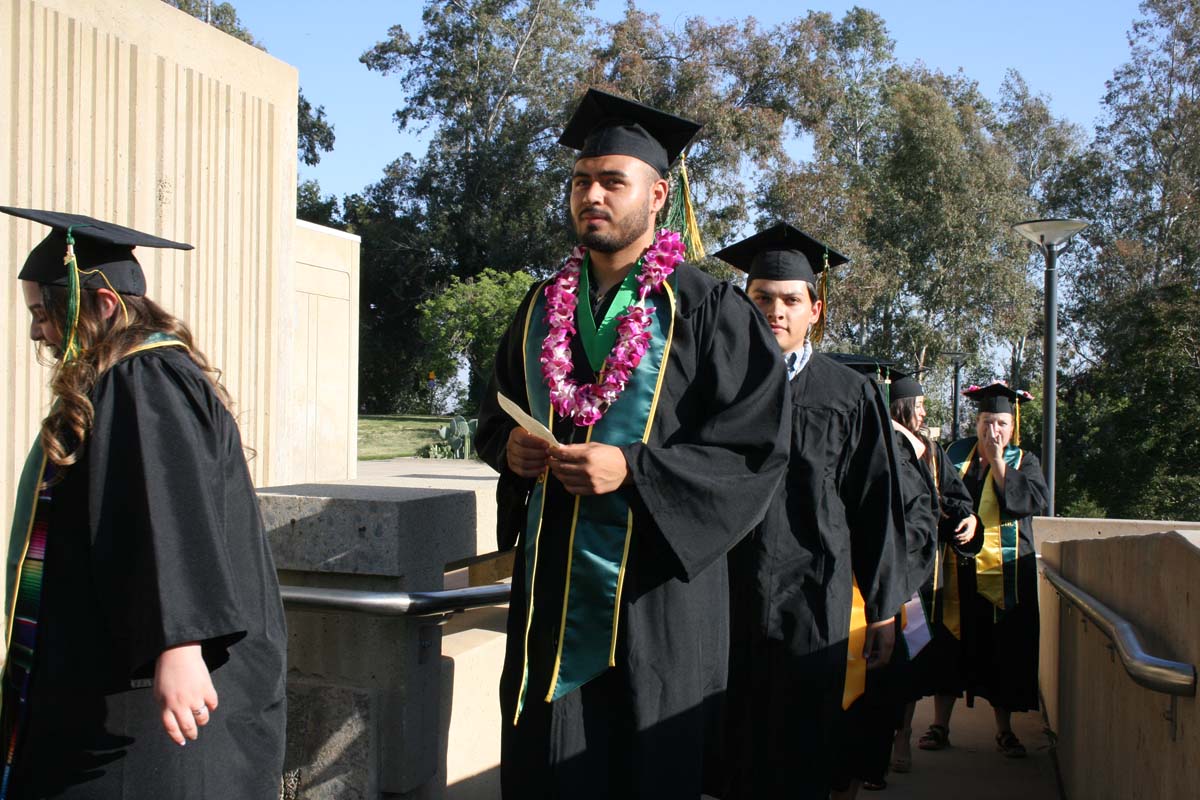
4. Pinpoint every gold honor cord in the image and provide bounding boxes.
[75,268,130,325]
